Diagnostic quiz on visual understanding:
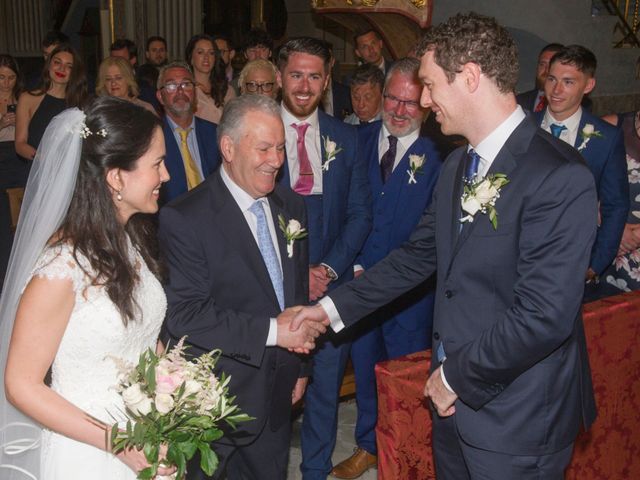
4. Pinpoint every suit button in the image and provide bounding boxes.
[433,332,440,340]
[445,290,453,298]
